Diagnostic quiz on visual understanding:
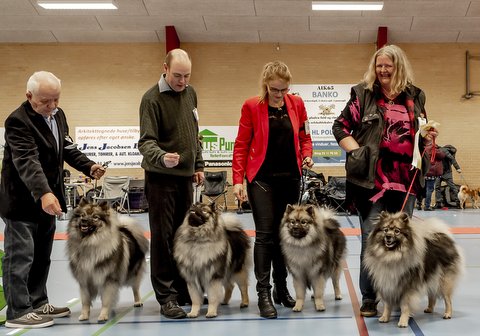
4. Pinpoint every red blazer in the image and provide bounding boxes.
[232,93,313,185]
